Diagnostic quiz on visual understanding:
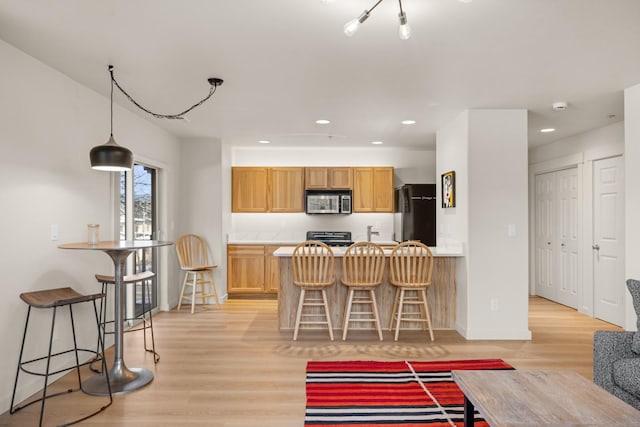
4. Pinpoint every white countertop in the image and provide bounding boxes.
[272,245,462,257]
